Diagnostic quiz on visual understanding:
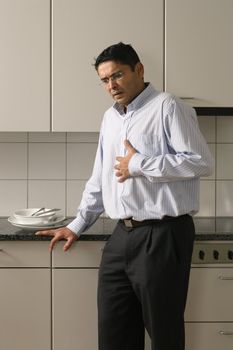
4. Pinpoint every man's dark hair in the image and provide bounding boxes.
[94,42,140,71]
